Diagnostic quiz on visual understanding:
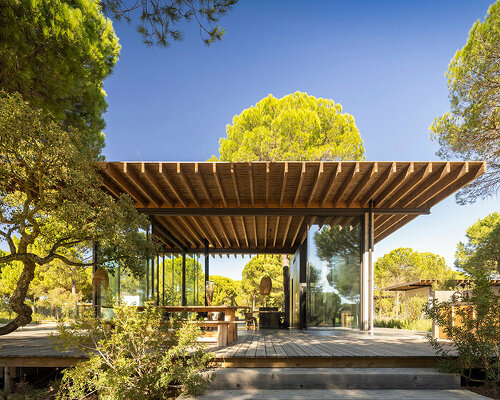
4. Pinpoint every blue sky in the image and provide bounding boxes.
[102,0,499,280]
